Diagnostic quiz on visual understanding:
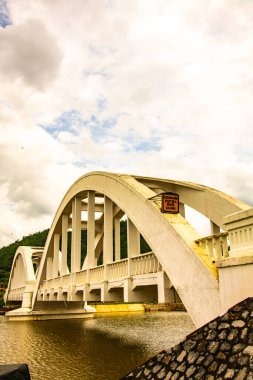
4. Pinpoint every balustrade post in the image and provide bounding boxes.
[212,237,222,260]
[206,239,214,258]
[71,197,82,273]
[220,235,229,257]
